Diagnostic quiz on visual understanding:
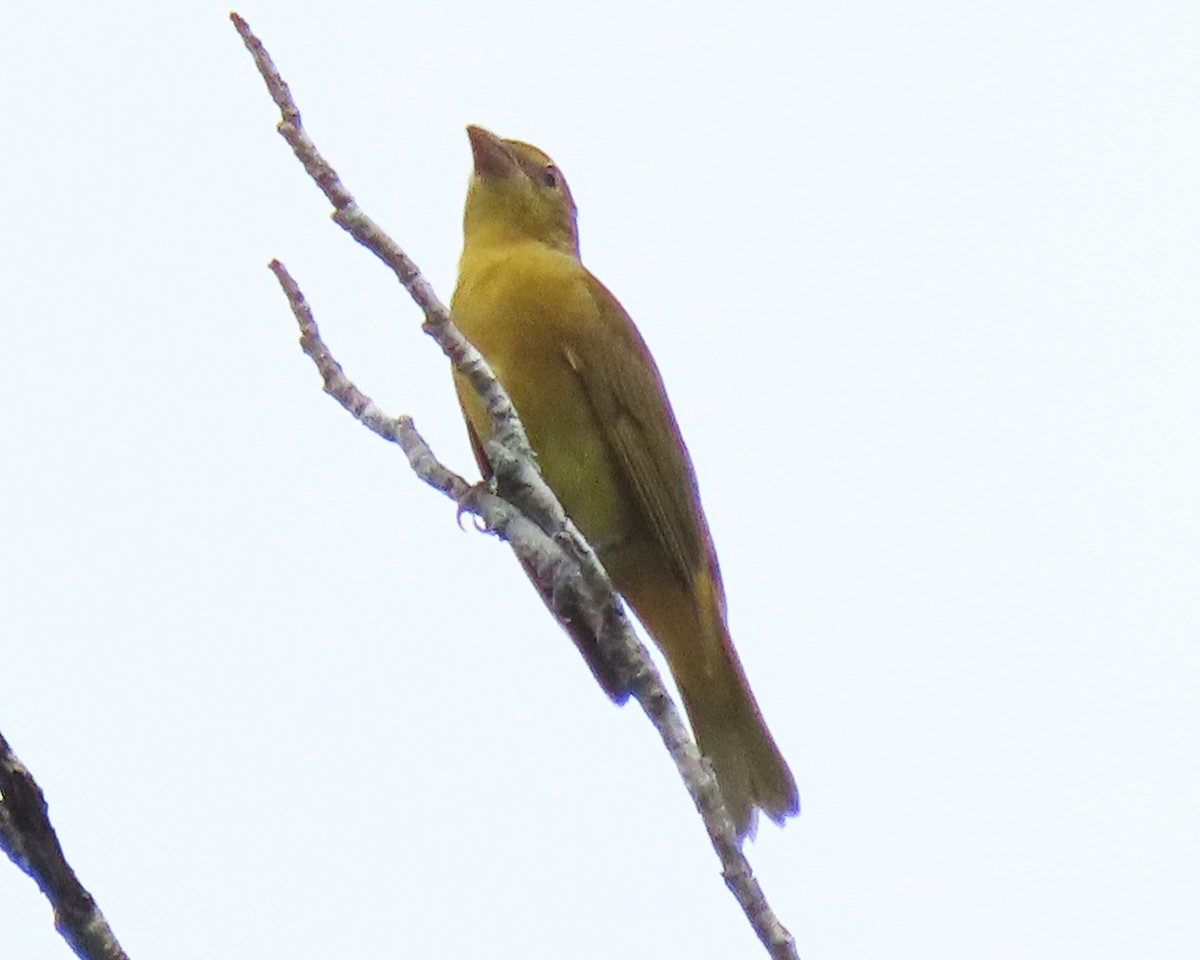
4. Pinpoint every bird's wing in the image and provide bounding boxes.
[564,274,712,590]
